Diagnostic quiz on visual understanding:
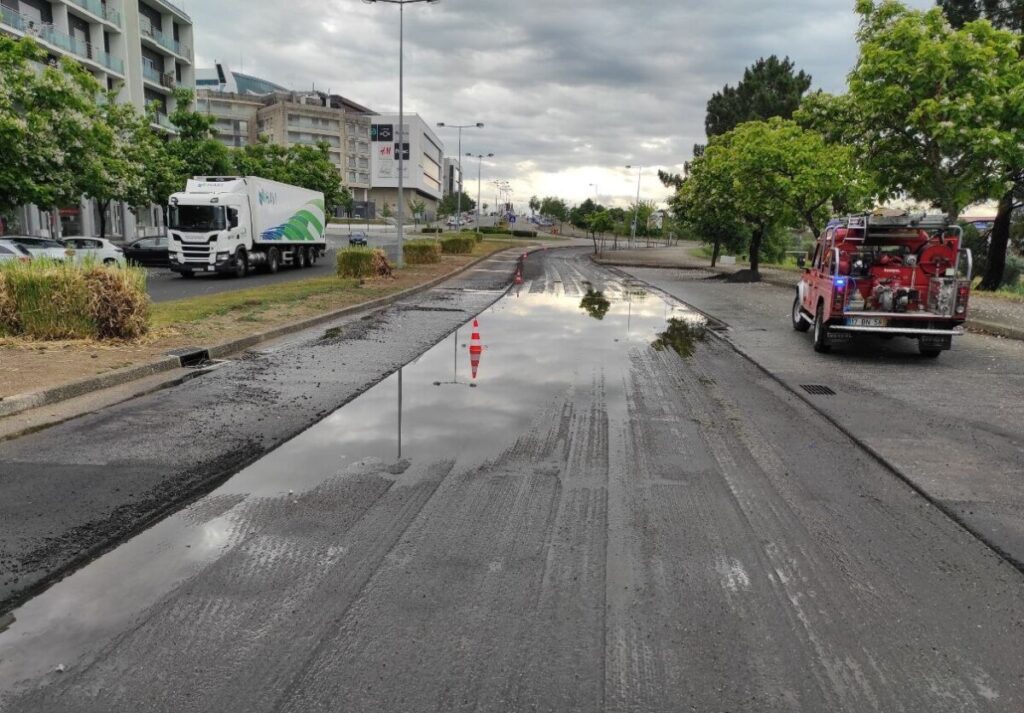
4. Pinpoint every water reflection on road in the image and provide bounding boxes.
[0,269,704,691]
